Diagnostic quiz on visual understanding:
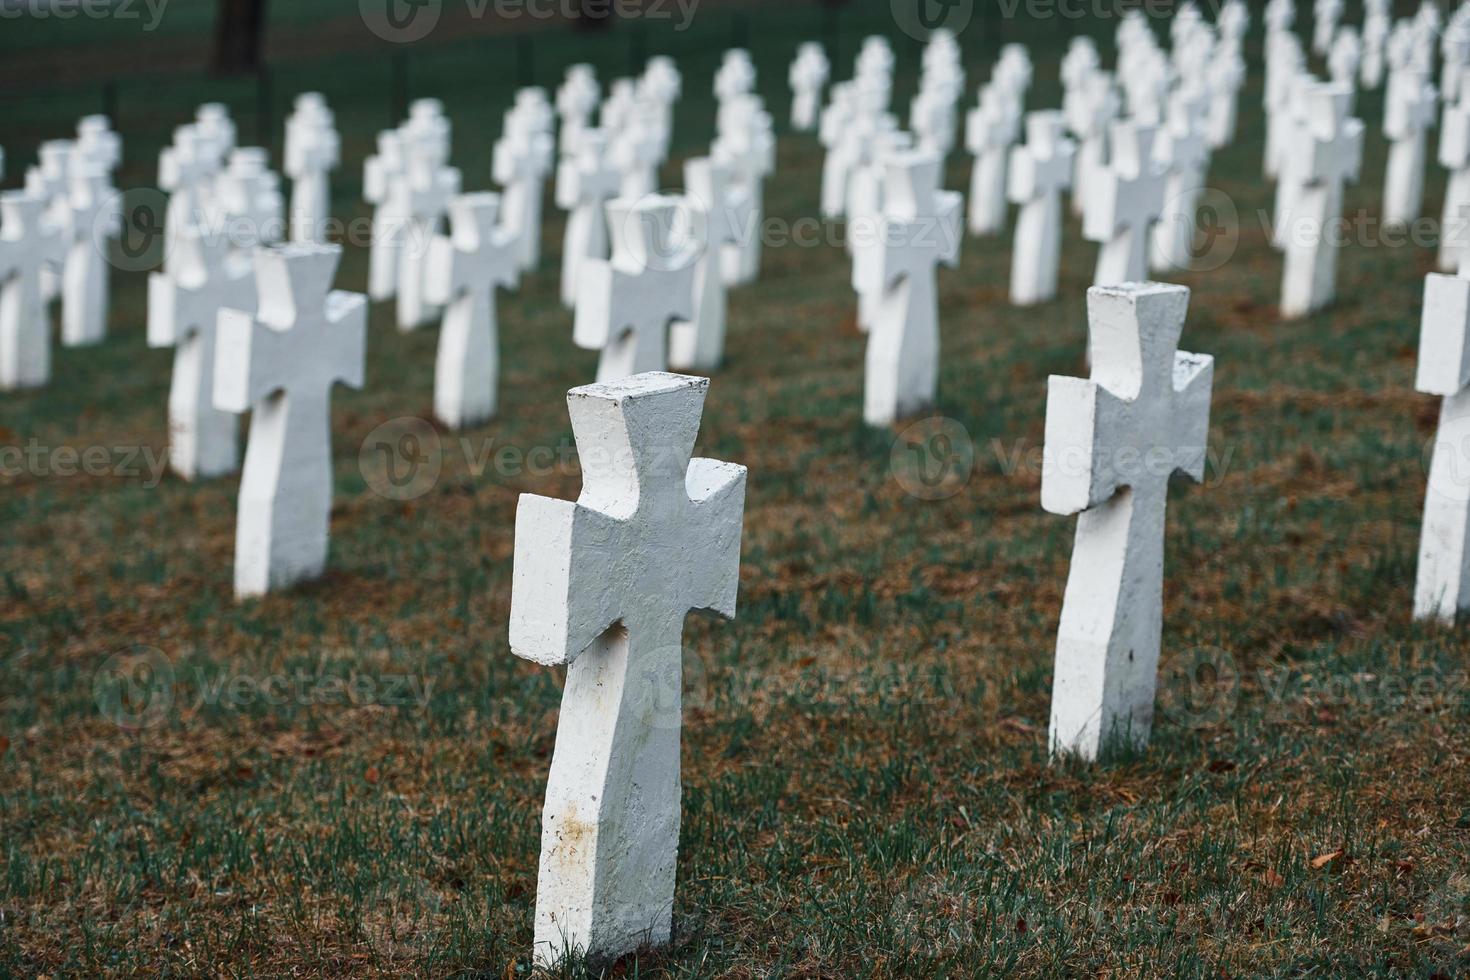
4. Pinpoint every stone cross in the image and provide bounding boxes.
[611,107,665,198]
[510,370,745,968]
[1279,83,1362,318]
[1439,75,1470,271]
[1064,71,1118,218]
[852,151,962,427]
[396,137,462,332]
[1382,70,1438,230]
[1363,7,1390,89]
[818,83,859,218]
[494,108,555,273]
[1083,121,1165,287]
[1414,230,1470,620]
[965,84,1020,235]
[213,244,366,598]
[364,130,409,302]
[59,163,121,347]
[1008,111,1074,306]
[75,115,122,178]
[215,148,284,253]
[557,64,601,158]
[848,127,913,333]
[1150,94,1212,274]
[1329,27,1363,98]
[424,193,522,430]
[1313,0,1342,56]
[1207,46,1246,149]
[574,196,696,382]
[284,95,339,244]
[556,129,621,310]
[160,126,217,271]
[147,225,257,480]
[789,42,830,131]
[670,158,752,372]
[196,103,237,171]
[711,99,773,286]
[1043,282,1213,760]
[0,193,65,390]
